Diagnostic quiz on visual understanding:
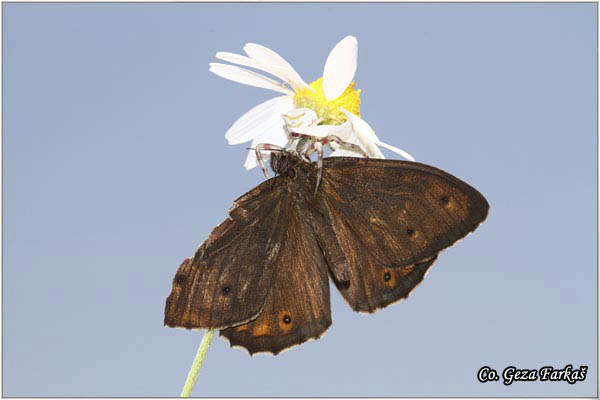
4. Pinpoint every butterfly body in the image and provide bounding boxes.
[165,151,489,355]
